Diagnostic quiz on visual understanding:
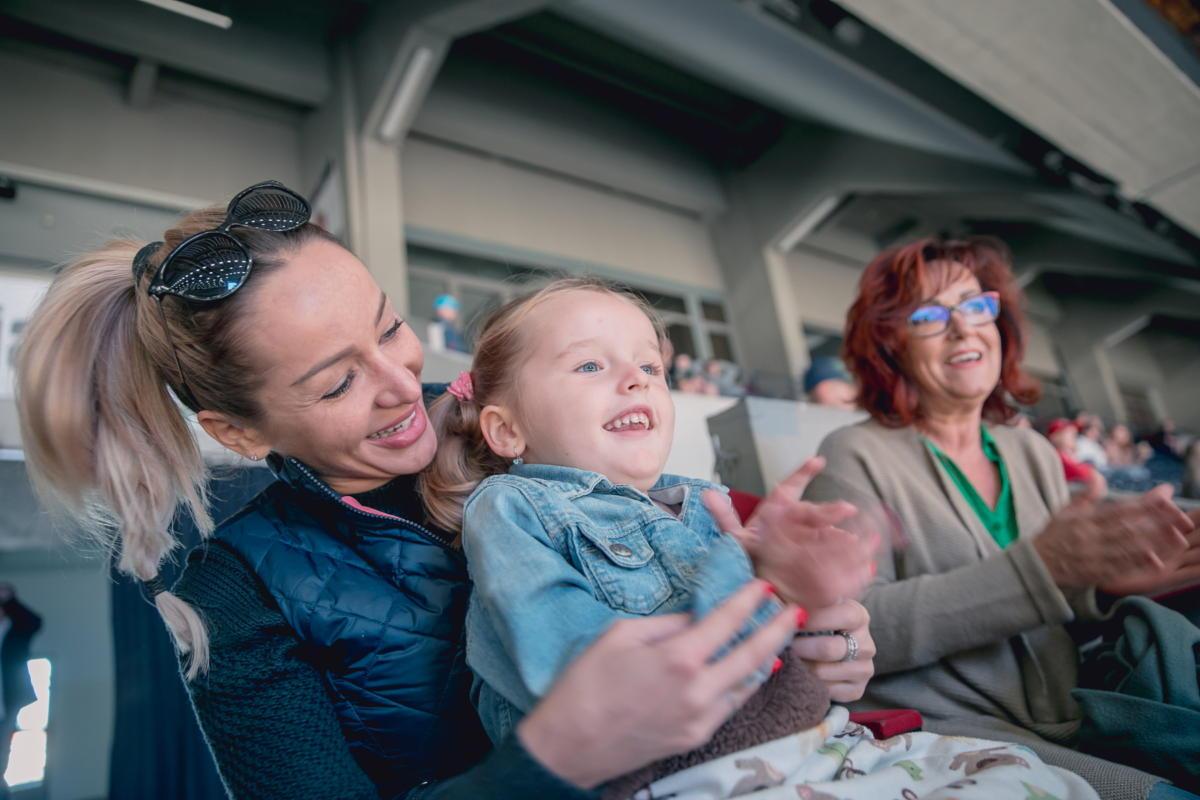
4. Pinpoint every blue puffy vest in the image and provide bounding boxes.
[215,450,489,797]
